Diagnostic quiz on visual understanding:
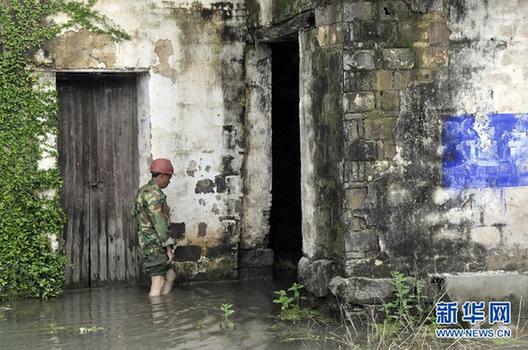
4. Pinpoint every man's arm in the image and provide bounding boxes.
[146,193,175,247]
